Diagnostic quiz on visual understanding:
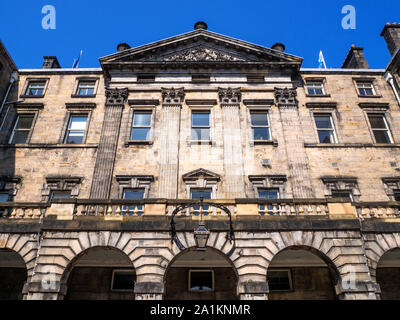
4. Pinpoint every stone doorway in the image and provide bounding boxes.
[267,247,338,300]
[0,249,27,300]
[376,248,400,300]
[164,247,238,300]
[63,246,136,300]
